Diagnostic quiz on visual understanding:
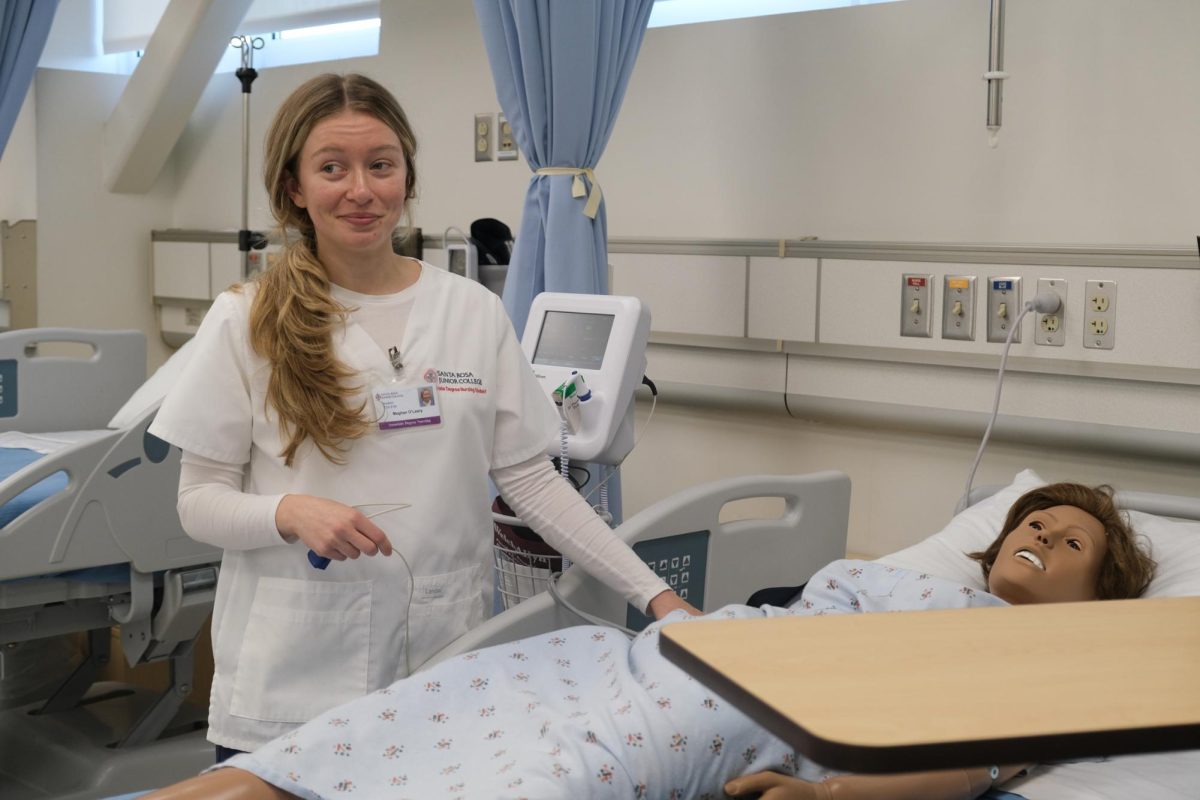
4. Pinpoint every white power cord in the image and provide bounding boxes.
[356,504,418,678]
[580,390,657,509]
[547,571,637,639]
[962,291,1062,510]
[308,503,419,677]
